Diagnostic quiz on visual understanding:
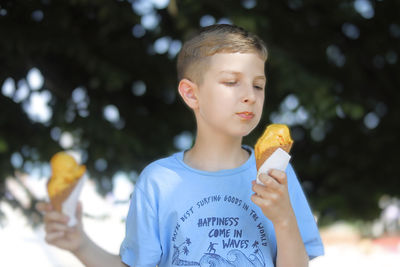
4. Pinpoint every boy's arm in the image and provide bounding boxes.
[36,202,128,267]
[273,211,309,267]
[72,234,128,267]
[251,170,308,267]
